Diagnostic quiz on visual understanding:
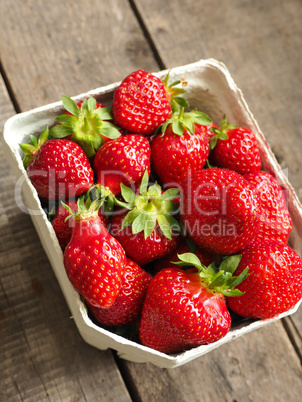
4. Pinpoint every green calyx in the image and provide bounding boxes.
[162,71,190,112]
[160,107,212,137]
[87,184,116,214]
[62,194,104,222]
[173,253,249,296]
[116,171,181,240]
[209,115,237,150]
[19,127,50,168]
[49,95,121,158]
